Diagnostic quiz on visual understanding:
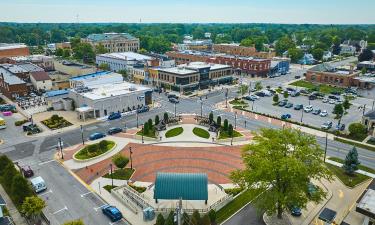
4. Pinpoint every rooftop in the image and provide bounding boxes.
[310,63,358,75]
[86,33,138,42]
[17,63,44,72]
[0,64,27,74]
[97,52,152,61]
[69,71,112,81]
[158,62,230,75]
[71,81,151,100]
[30,71,51,81]
[154,172,208,201]
[356,179,375,219]
[364,110,375,119]
[0,66,26,85]
[0,43,27,51]
[45,89,69,98]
